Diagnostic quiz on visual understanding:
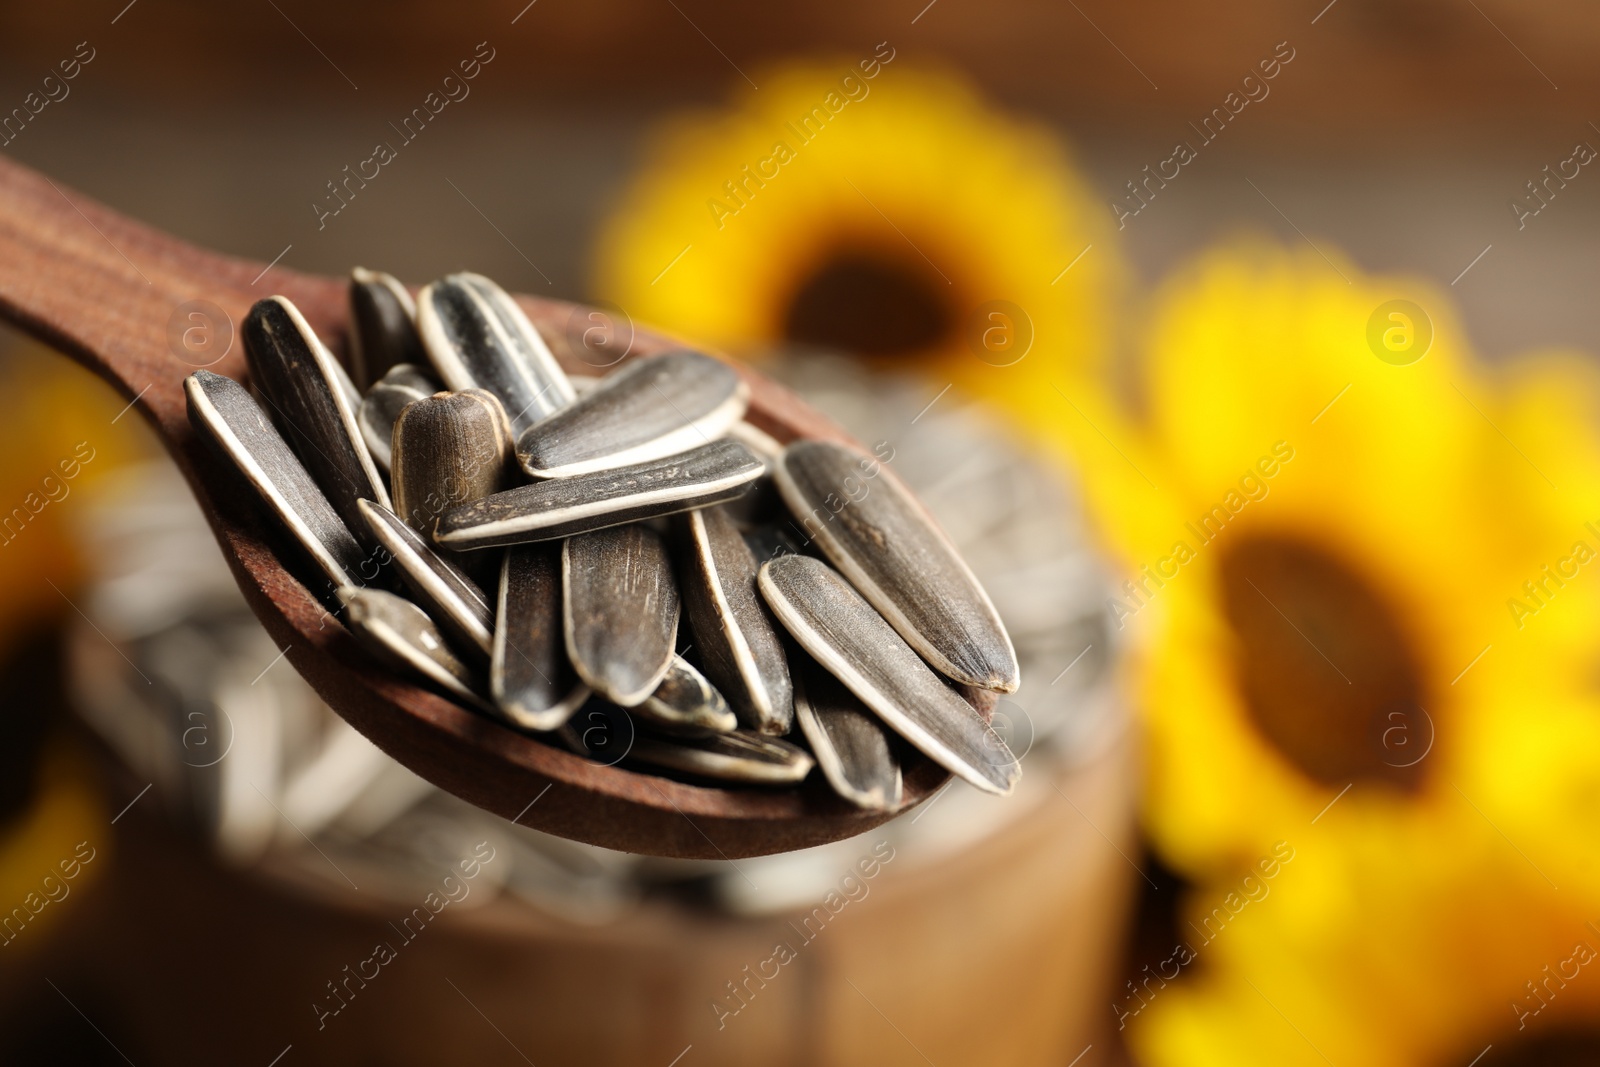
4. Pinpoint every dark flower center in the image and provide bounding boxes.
[1217,534,1430,789]
[1468,1028,1600,1067]
[781,250,952,358]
